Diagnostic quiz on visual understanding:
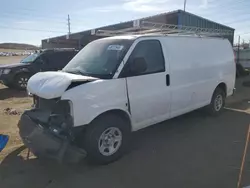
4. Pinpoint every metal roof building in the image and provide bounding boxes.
[42,9,235,49]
